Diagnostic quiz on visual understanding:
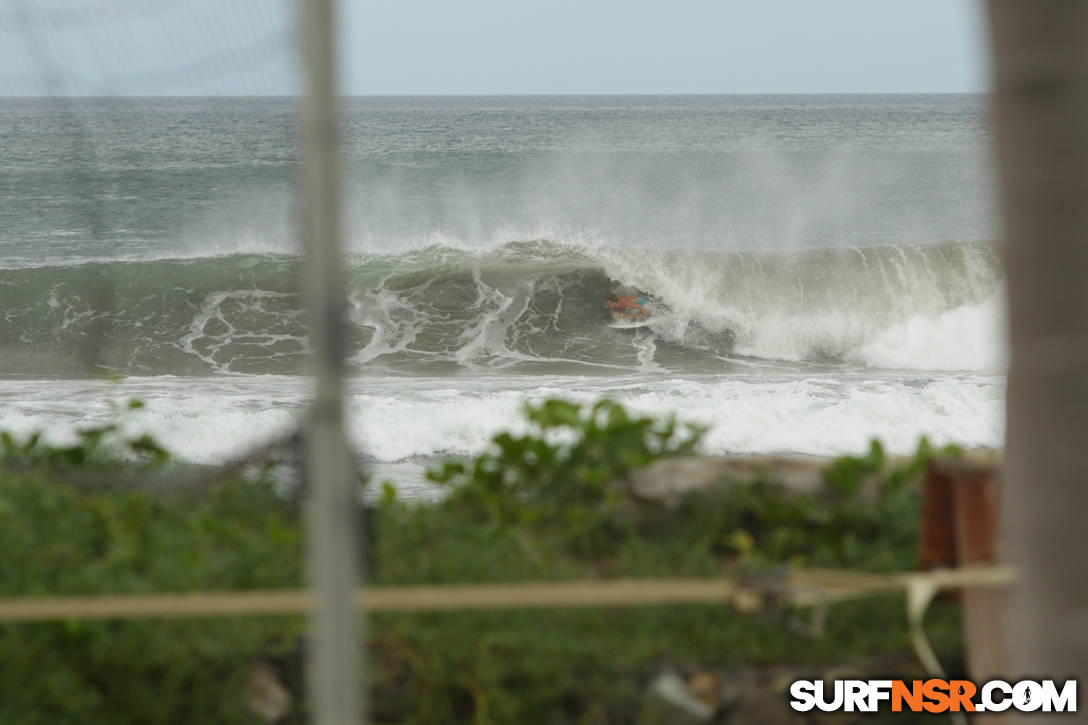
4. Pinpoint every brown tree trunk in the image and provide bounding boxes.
[988,0,1088,715]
